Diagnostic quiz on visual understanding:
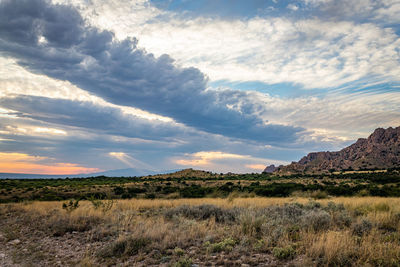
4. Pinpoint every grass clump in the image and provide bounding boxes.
[240,213,265,238]
[374,203,390,212]
[98,236,150,258]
